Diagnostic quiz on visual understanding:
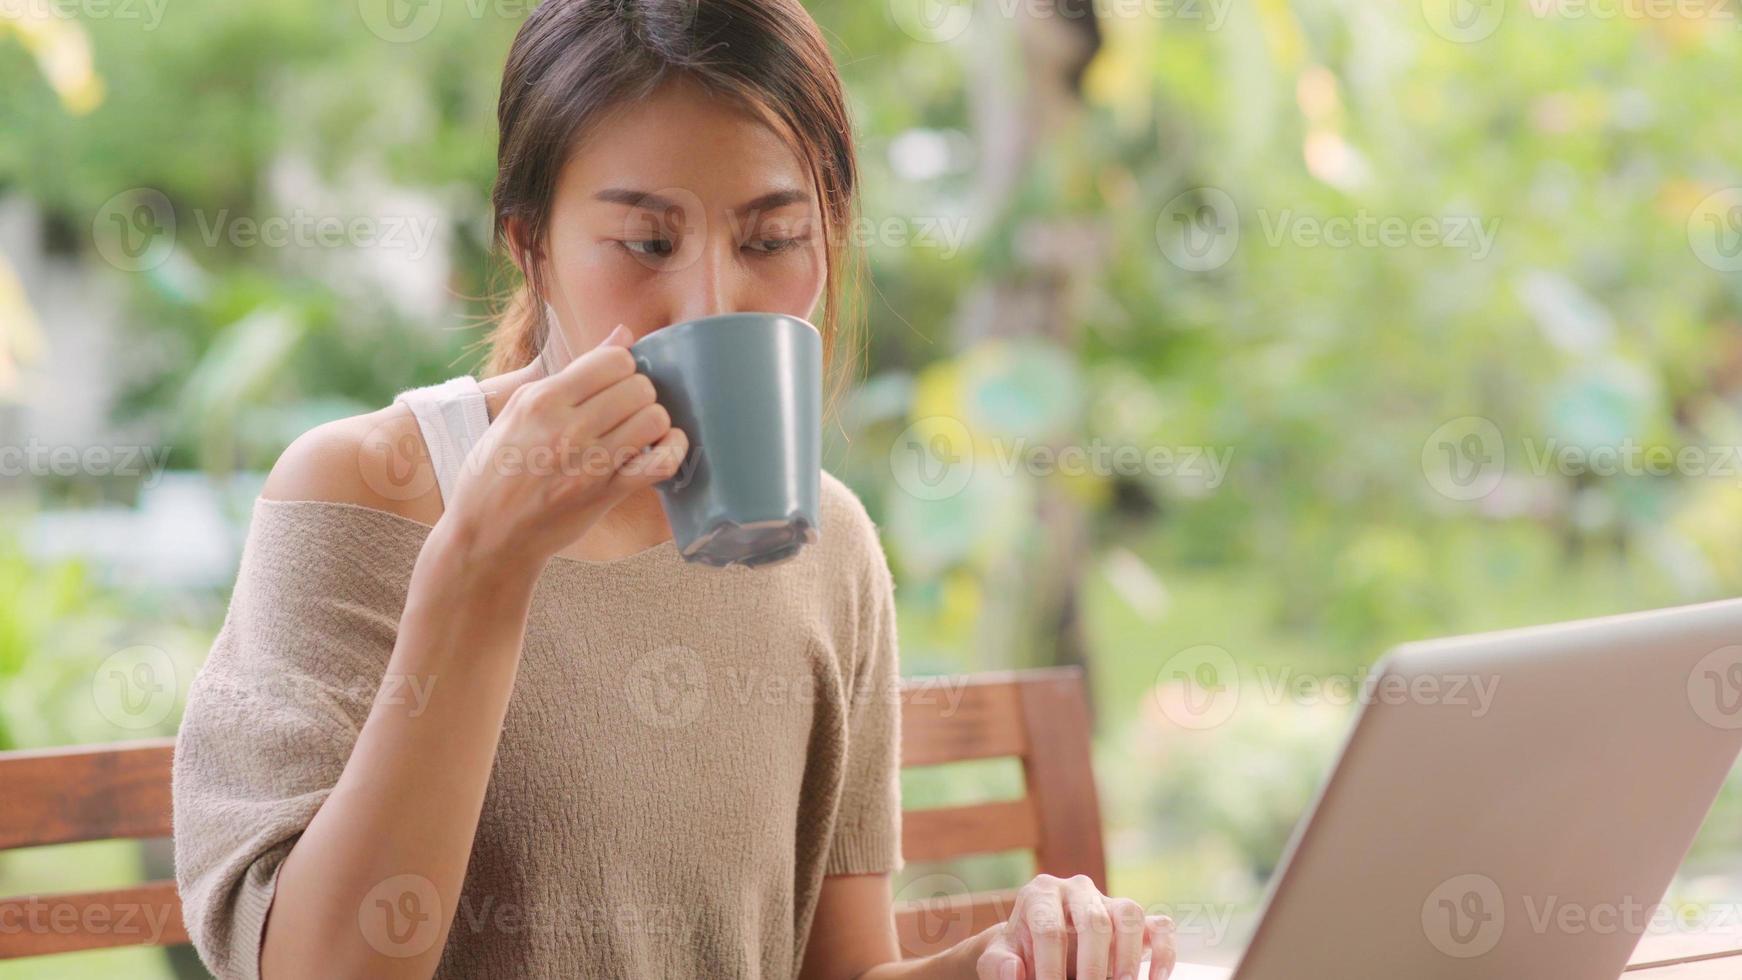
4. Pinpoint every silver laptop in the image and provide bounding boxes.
[1157,598,1742,979]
